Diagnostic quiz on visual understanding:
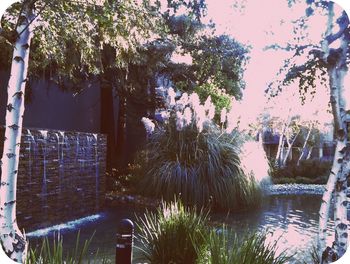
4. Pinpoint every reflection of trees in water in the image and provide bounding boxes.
[268,195,321,227]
